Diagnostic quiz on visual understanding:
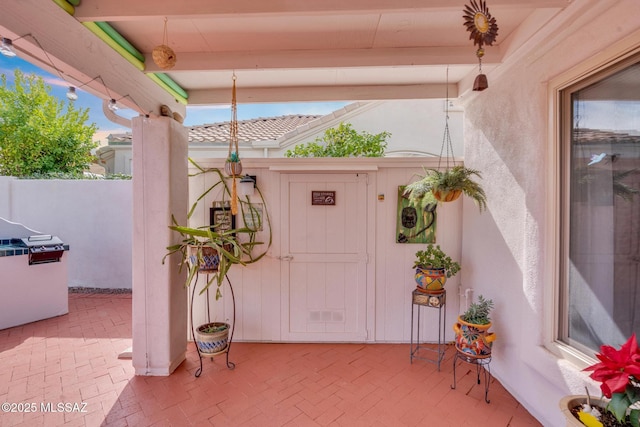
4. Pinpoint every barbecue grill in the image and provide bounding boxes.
[16,235,66,265]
